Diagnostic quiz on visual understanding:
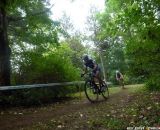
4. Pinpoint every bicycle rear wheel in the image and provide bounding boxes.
[84,81,98,102]
[101,82,109,99]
